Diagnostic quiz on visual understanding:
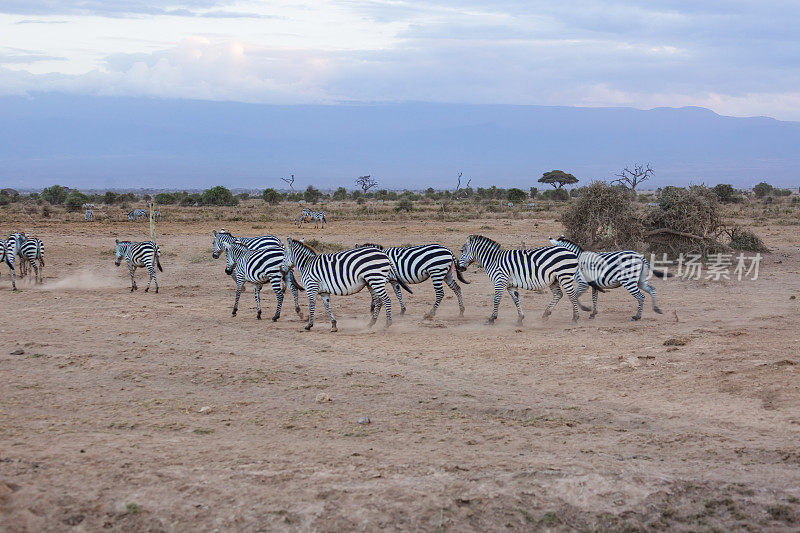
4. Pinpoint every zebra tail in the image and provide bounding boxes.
[395,277,413,294]
[156,255,163,272]
[289,270,305,292]
[454,260,470,284]
[587,280,607,293]
[651,269,672,278]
